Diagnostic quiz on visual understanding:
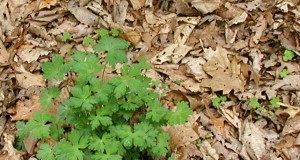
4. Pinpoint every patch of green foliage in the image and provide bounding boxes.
[212,95,227,107]
[283,49,295,61]
[249,97,260,109]
[280,68,288,78]
[60,32,72,42]
[270,97,280,109]
[16,29,192,160]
